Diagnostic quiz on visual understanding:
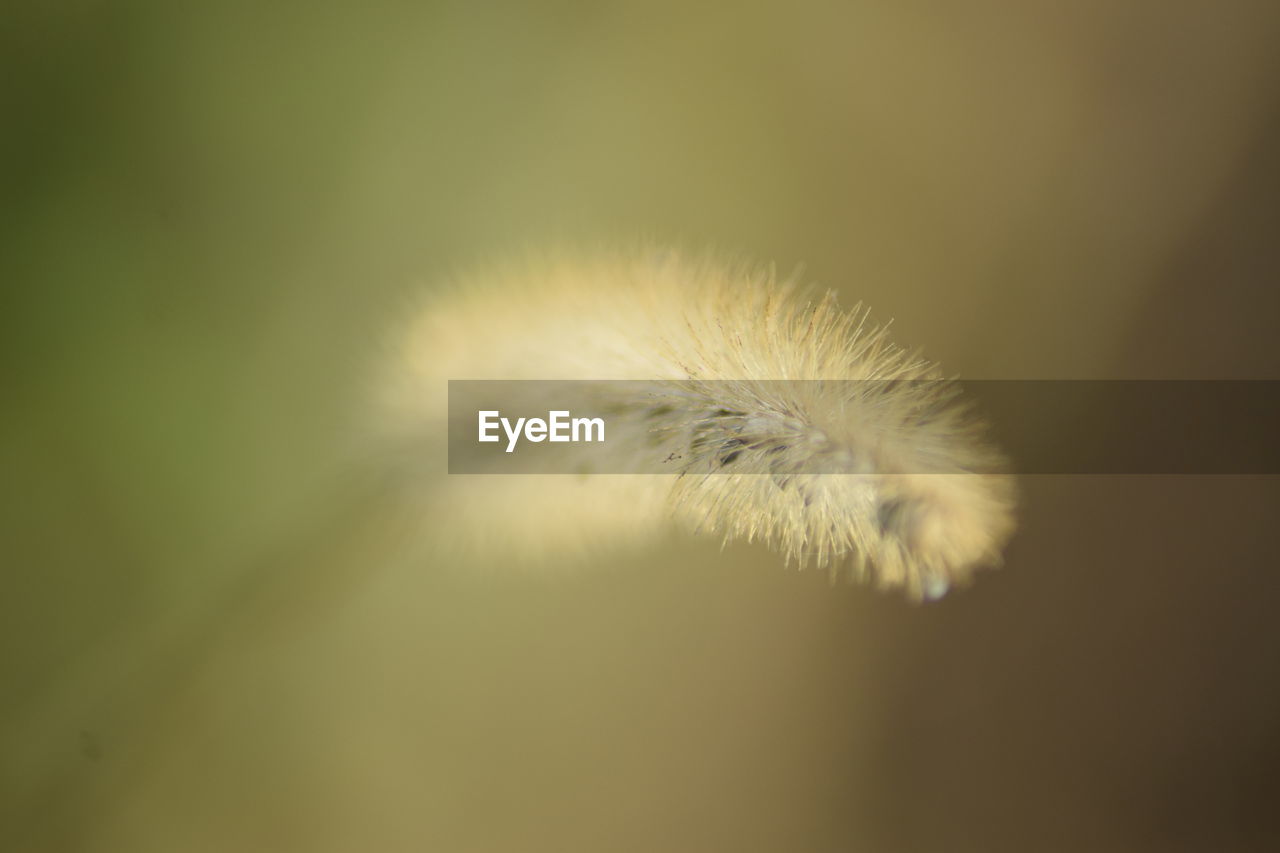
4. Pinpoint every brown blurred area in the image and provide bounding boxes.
[3,1,1279,851]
